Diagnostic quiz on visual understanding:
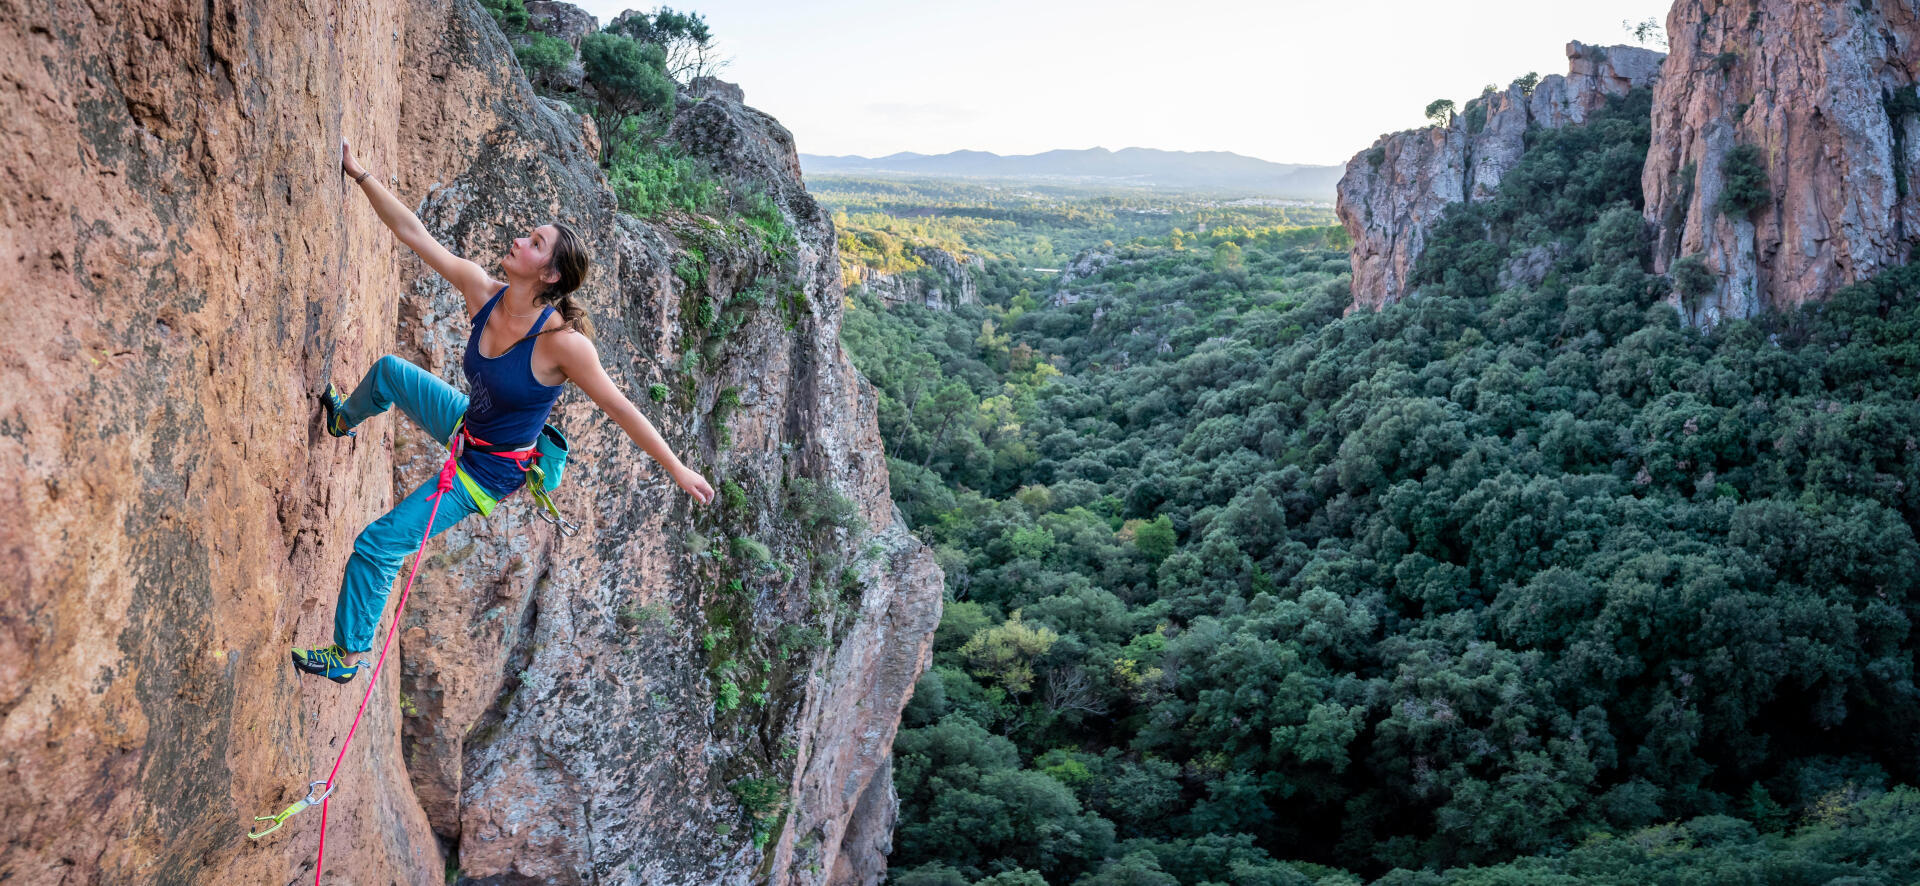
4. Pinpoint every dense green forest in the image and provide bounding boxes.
[835,91,1920,884]
[815,175,1337,295]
